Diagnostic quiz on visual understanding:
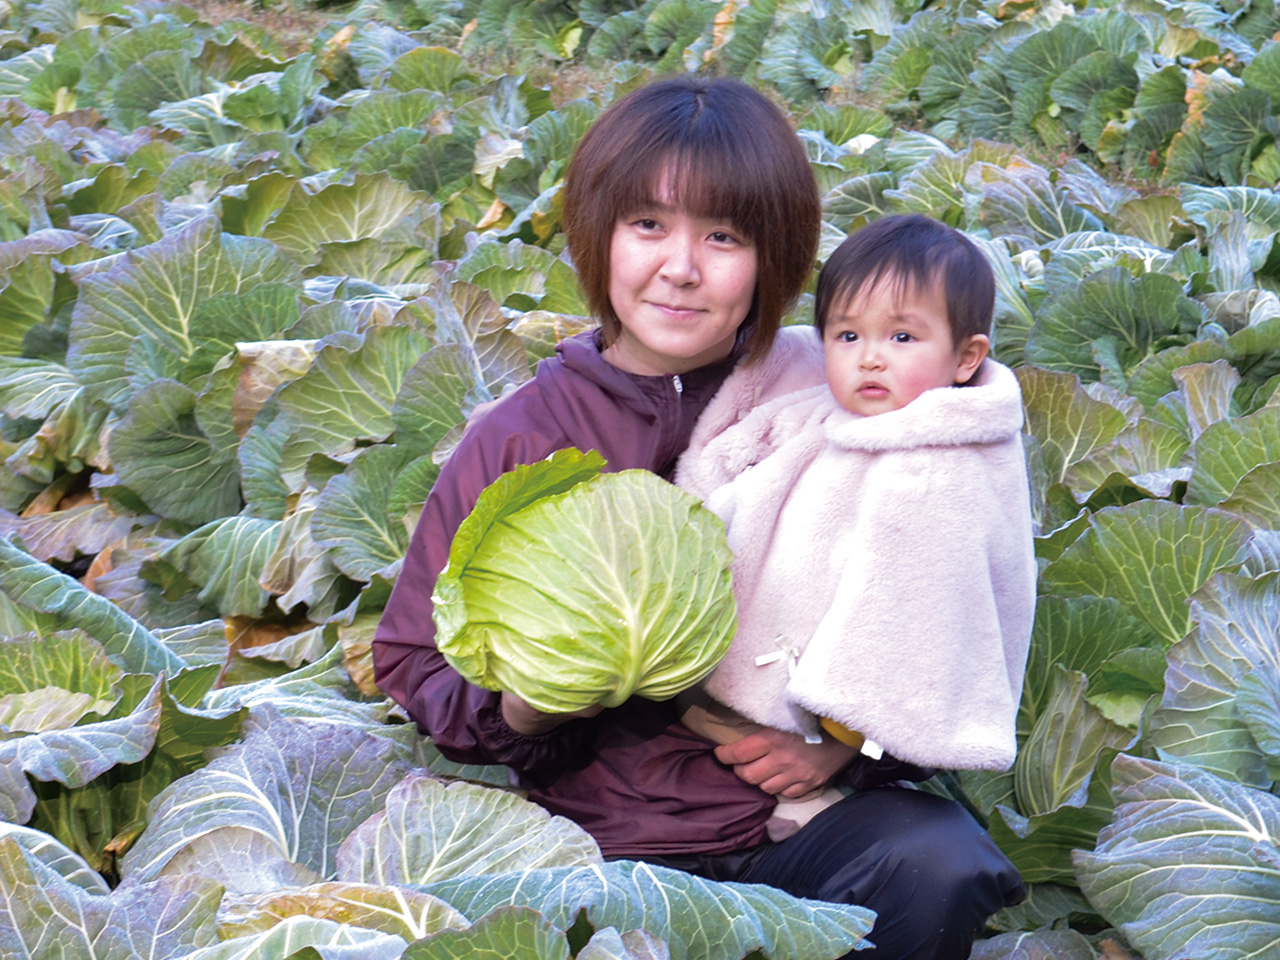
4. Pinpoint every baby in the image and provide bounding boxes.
[676,214,1037,840]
